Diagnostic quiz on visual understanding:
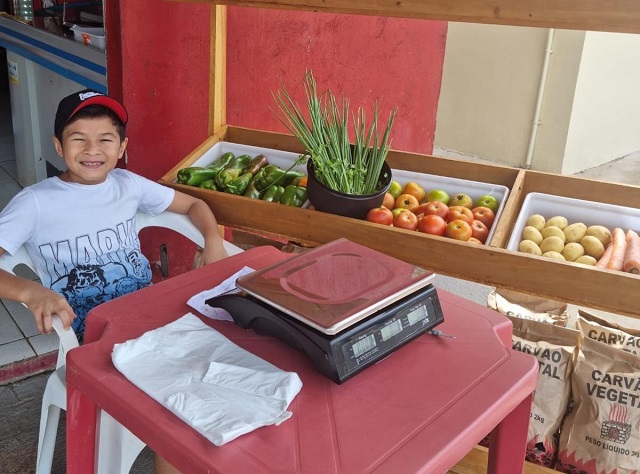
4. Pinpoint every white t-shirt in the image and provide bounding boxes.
[0,169,175,338]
